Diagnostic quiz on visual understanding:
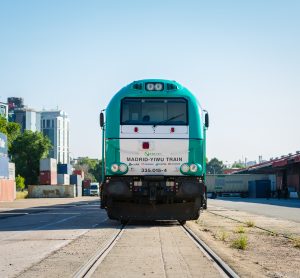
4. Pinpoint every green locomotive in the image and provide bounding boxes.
[100,79,209,222]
